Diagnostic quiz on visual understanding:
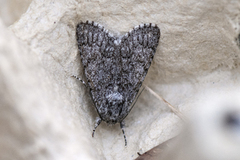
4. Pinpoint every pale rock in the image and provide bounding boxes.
[0,0,239,160]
